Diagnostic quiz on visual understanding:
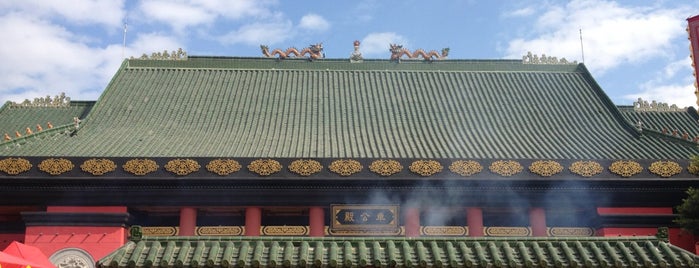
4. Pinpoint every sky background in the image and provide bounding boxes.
[1,0,698,107]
